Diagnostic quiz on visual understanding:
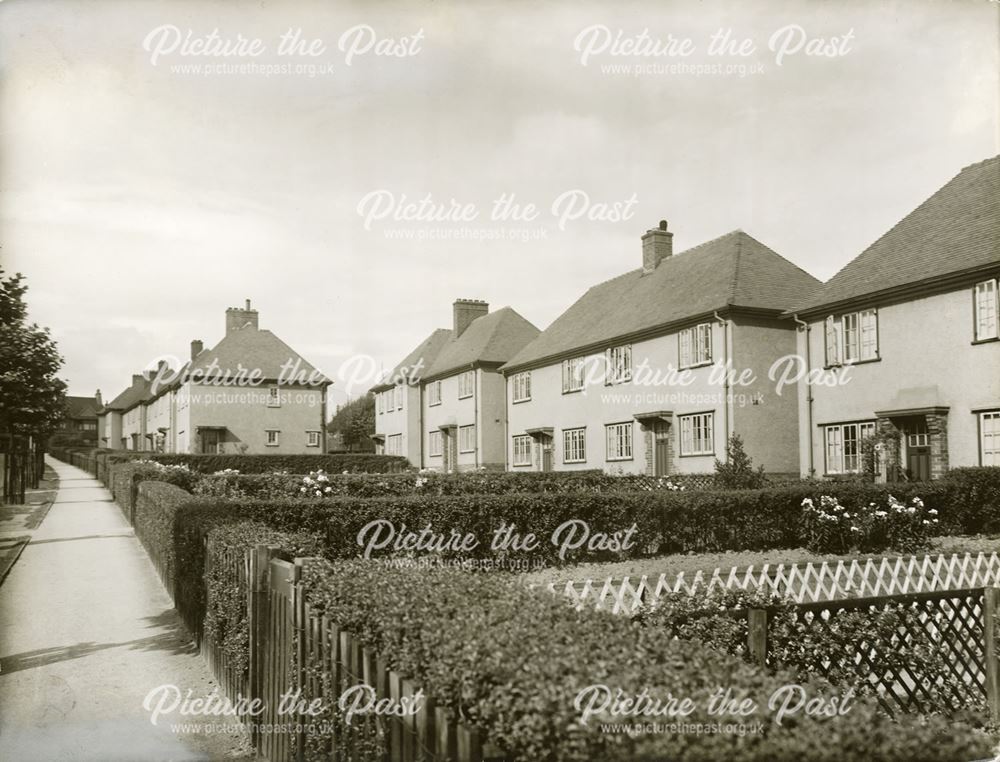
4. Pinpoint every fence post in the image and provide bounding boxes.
[747,608,769,669]
[984,587,1000,723]
[248,544,278,748]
